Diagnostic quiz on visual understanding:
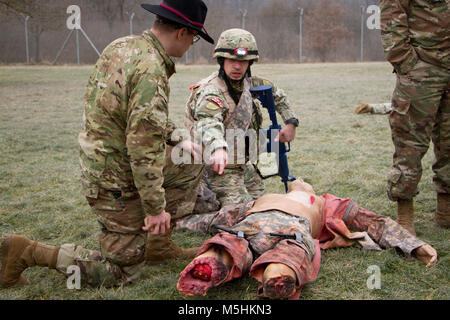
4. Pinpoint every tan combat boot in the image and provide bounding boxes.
[145,230,199,265]
[397,199,416,236]
[436,193,450,228]
[355,103,374,114]
[0,234,60,288]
